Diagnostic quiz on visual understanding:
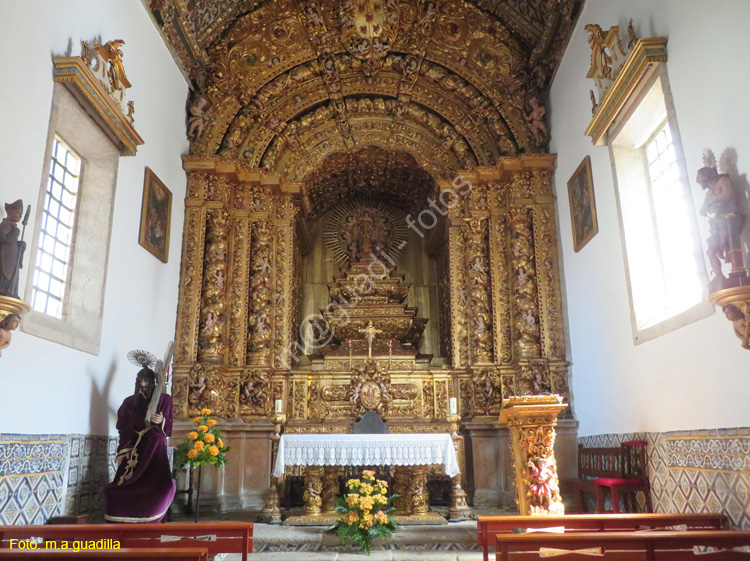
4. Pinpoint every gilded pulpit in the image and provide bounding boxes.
[499,395,567,516]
